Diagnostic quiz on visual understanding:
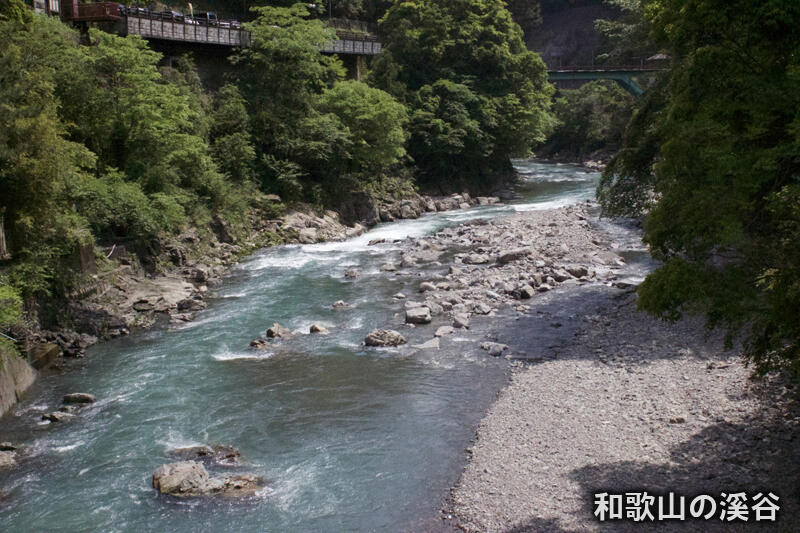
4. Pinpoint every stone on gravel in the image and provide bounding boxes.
[419,282,437,292]
[512,285,536,300]
[566,265,589,278]
[426,300,444,316]
[405,306,432,324]
[453,313,470,329]
[266,323,291,338]
[63,393,95,404]
[365,329,407,347]
[473,303,492,315]
[463,254,490,265]
[497,248,530,265]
